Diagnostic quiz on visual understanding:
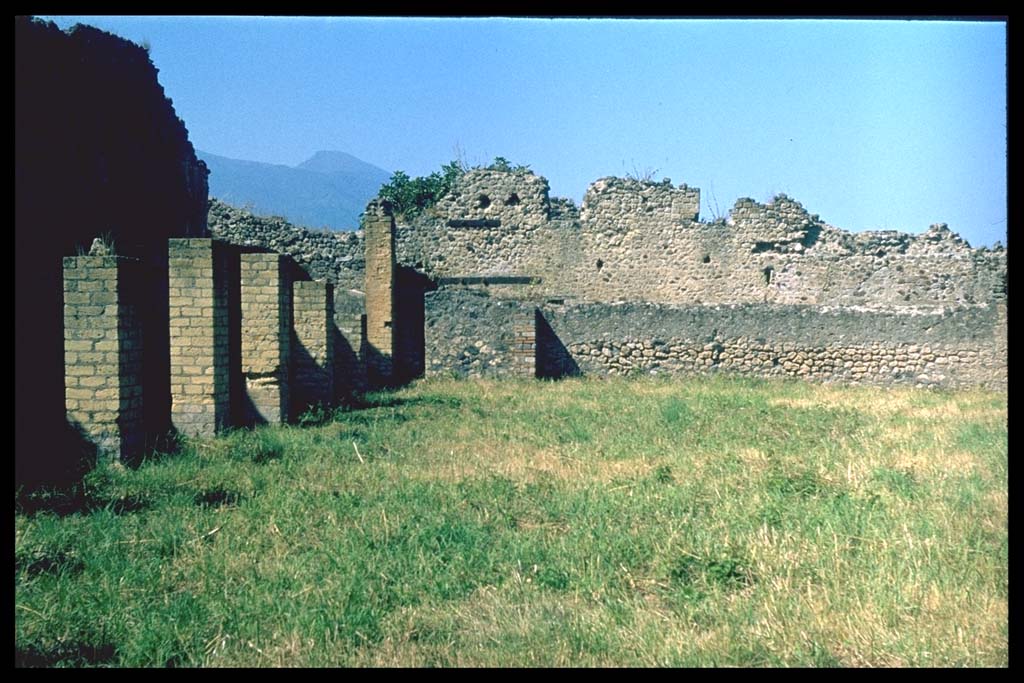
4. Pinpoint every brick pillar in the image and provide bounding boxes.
[168,239,231,437]
[333,311,366,400]
[292,280,335,412]
[512,309,537,378]
[364,199,395,386]
[63,255,144,461]
[240,253,291,424]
